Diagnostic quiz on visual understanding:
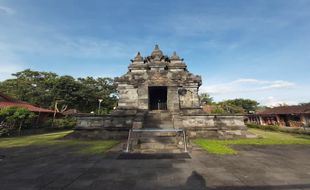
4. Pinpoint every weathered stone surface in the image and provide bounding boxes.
[115,45,202,111]
[74,45,249,145]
